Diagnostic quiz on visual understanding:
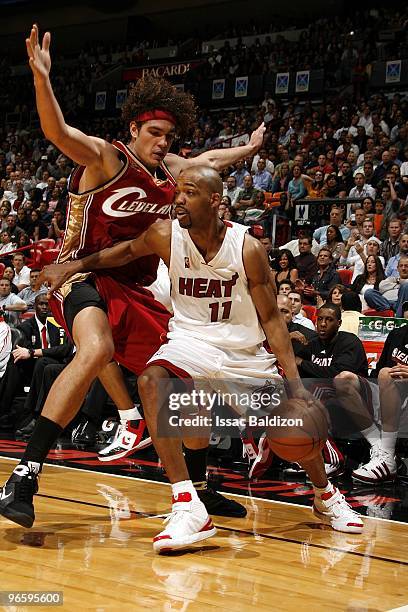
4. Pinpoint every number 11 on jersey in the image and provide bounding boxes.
[209,301,232,322]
